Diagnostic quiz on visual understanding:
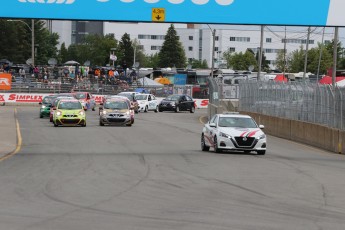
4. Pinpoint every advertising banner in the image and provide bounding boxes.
[0,93,209,108]
[1,0,344,26]
[0,73,12,90]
